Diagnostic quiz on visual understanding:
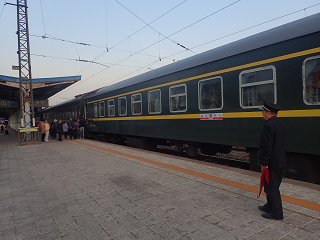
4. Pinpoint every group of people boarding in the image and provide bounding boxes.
[39,118,85,142]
